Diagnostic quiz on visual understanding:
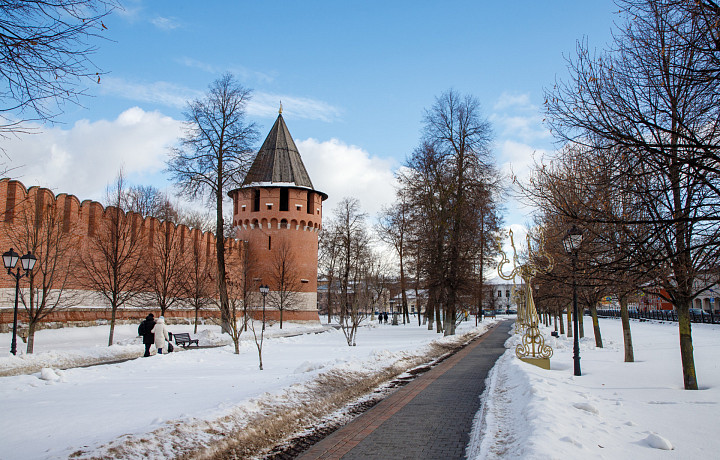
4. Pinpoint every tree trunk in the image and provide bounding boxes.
[435,302,443,333]
[108,305,117,346]
[589,303,602,348]
[676,299,698,390]
[567,306,572,337]
[194,307,199,334]
[27,321,37,354]
[559,312,565,335]
[619,295,634,362]
[578,306,585,338]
